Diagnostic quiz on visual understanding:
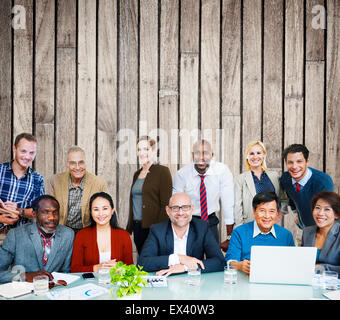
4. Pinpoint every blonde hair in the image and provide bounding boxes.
[245,141,268,171]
